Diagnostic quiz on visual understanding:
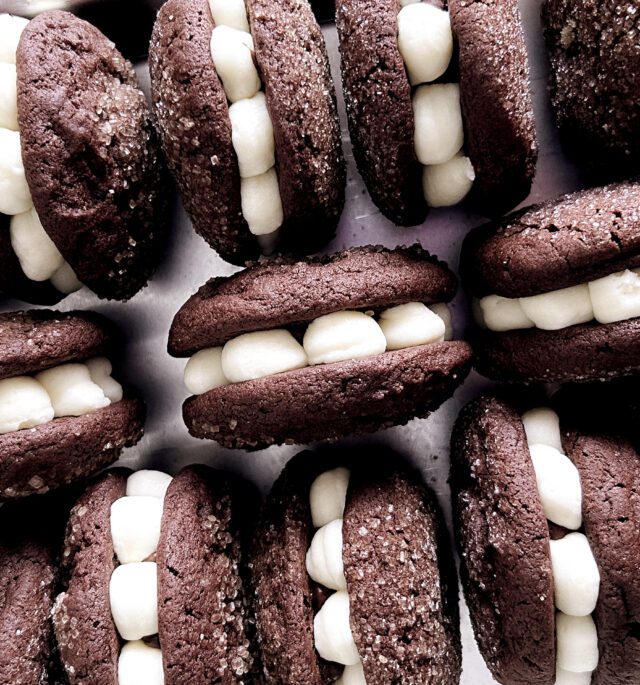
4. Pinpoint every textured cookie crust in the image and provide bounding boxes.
[0,500,61,685]
[0,397,145,501]
[247,0,345,253]
[0,216,64,306]
[183,341,472,449]
[0,310,113,380]
[149,0,257,265]
[344,463,461,684]
[53,470,127,685]
[157,465,258,683]
[450,0,537,215]
[169,245,457,355]
[563,431,640,685]
[17,11,169,300]
[462,182,640,298]
[543,0,640,177]
[252,452,341,684]
[474,319,640,384]
[335,0,426,226]
[450,395,555,685]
